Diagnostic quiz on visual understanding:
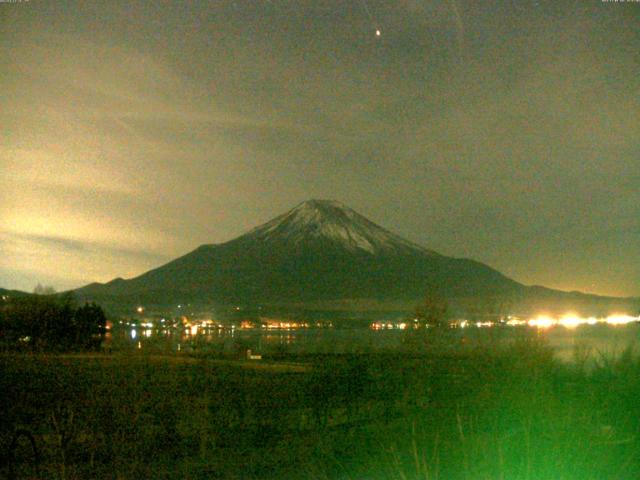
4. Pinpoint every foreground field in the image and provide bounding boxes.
[2,340,640,479]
